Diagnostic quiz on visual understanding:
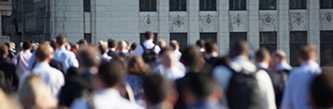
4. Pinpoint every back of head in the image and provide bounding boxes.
[229,40,249,58]
[300,44,317,61]
[204,42,218,54]
[255,48,271,63]
[108,39,116,49]
[22,41,32,50]
[311,72,333,108]
[196,40,205,48]
[19,74,57,109]
[144,31,154,40]
[170,40,180,50]
[128,56,150,75]
[143,74,170,105]
[274,50,287,60]
[0,43,8,58]
[56,34,68,46]
[78,45,100,68]
[35,44,52,62]
[98,59,126,88]
[182,73,213,100]
[180,46,205,71]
